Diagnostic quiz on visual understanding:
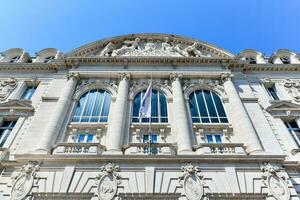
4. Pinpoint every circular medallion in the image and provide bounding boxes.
[183,174,203,200]
[267,175,290,200]
[98,174,117,200]
[11,174,34,200]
